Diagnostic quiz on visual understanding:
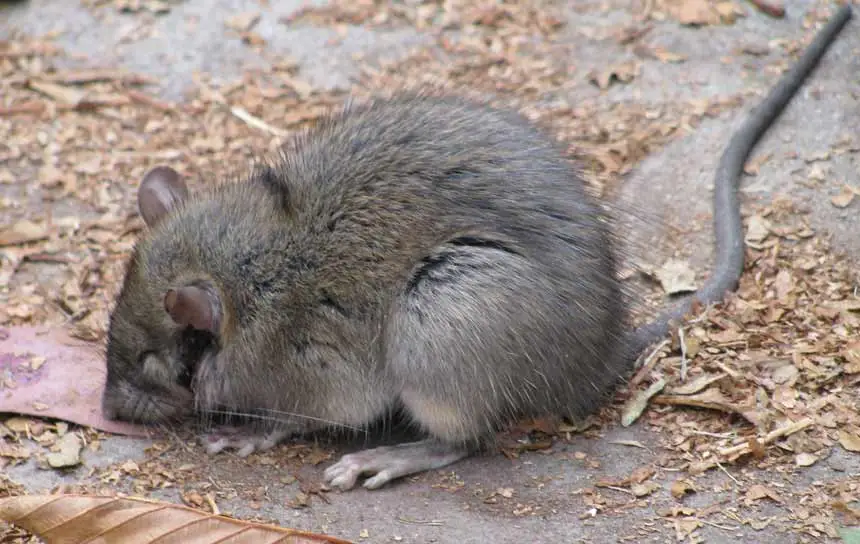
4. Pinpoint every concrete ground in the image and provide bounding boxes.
[1,0,859,543]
